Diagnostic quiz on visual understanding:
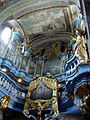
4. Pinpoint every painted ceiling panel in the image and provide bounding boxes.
[18,7,70,35]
